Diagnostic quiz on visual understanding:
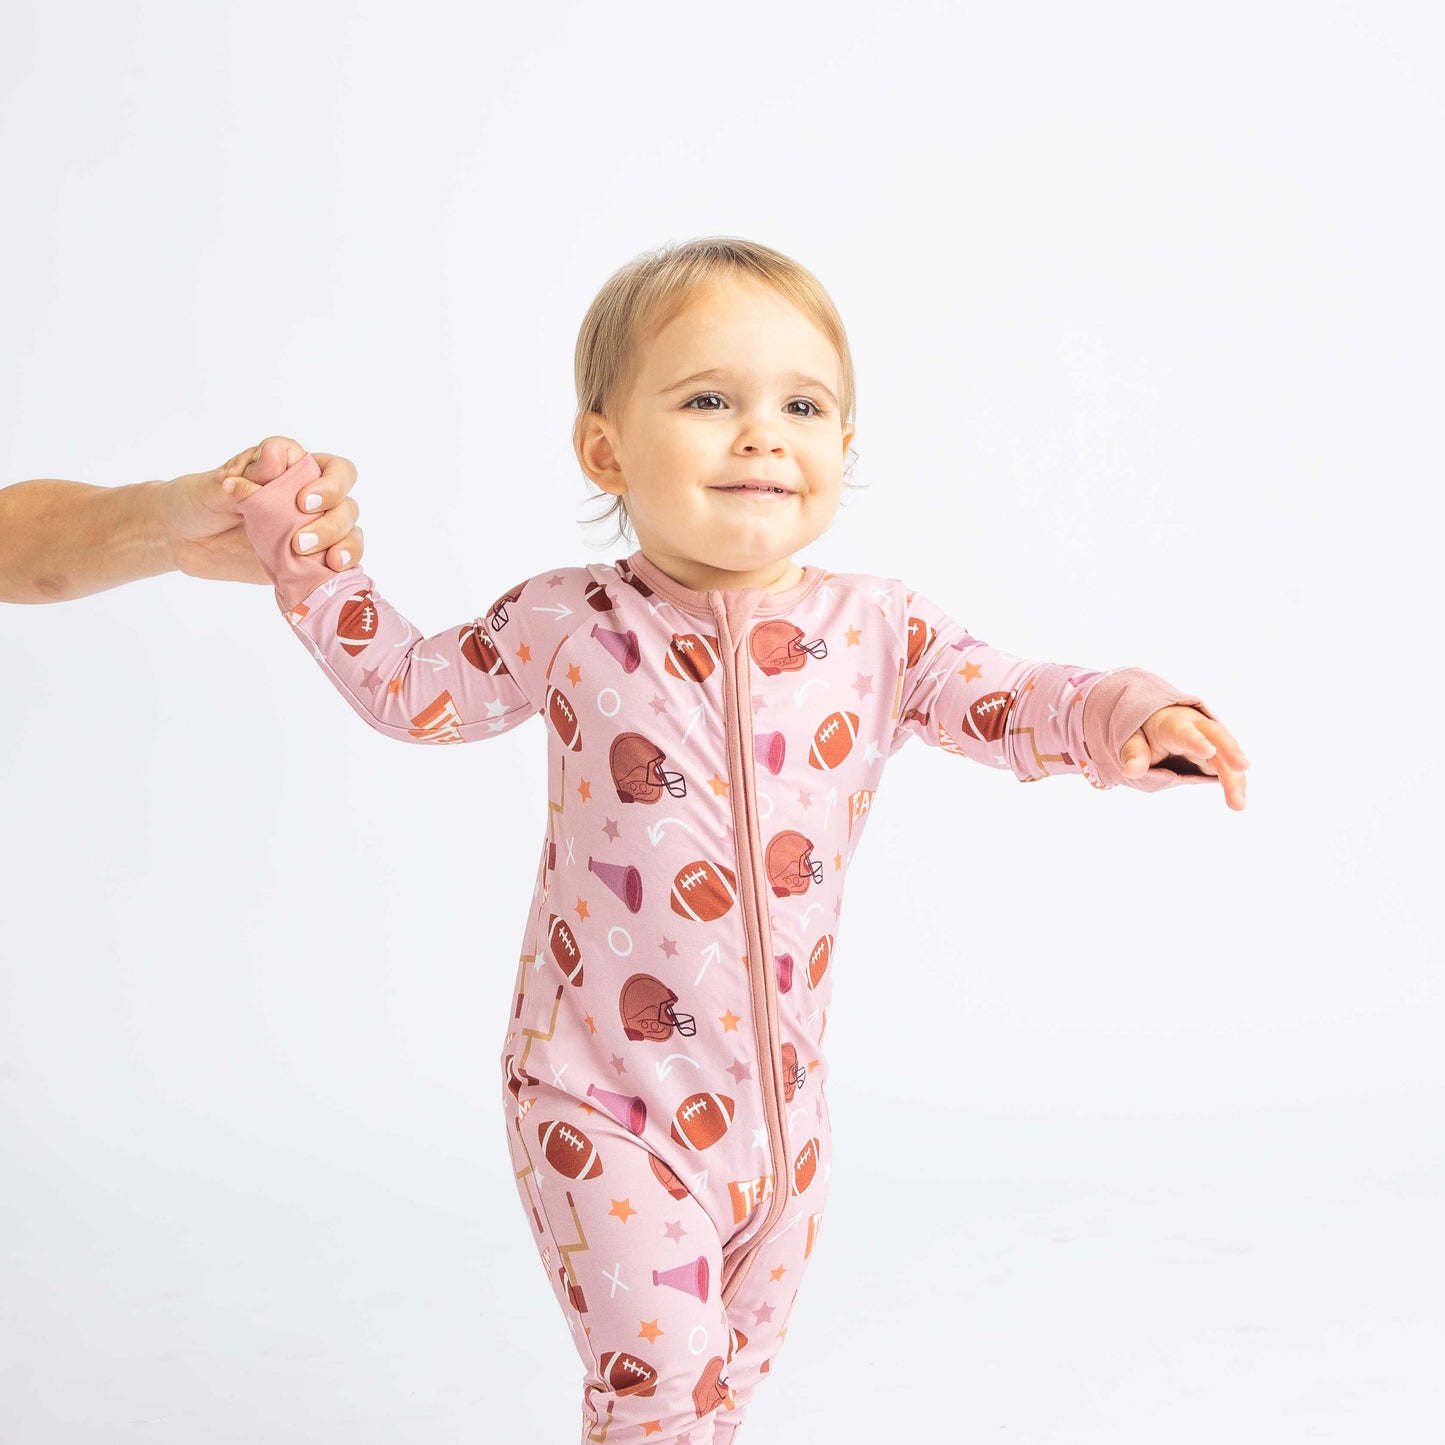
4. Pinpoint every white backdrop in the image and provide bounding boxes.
[2,2,1441,1441]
